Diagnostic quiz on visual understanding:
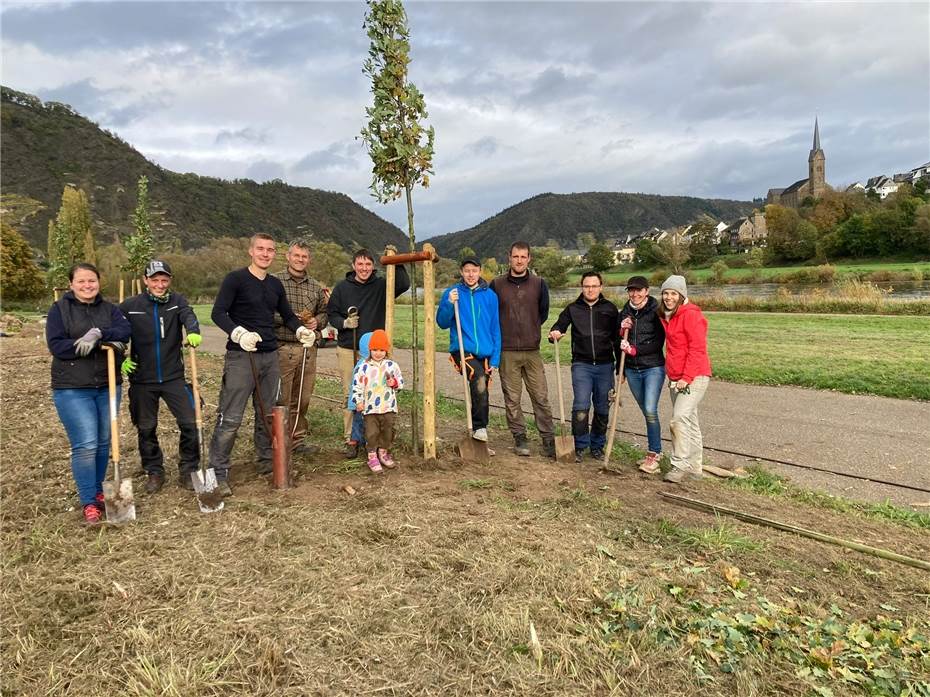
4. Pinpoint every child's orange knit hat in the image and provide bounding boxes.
[368,329,390,352]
